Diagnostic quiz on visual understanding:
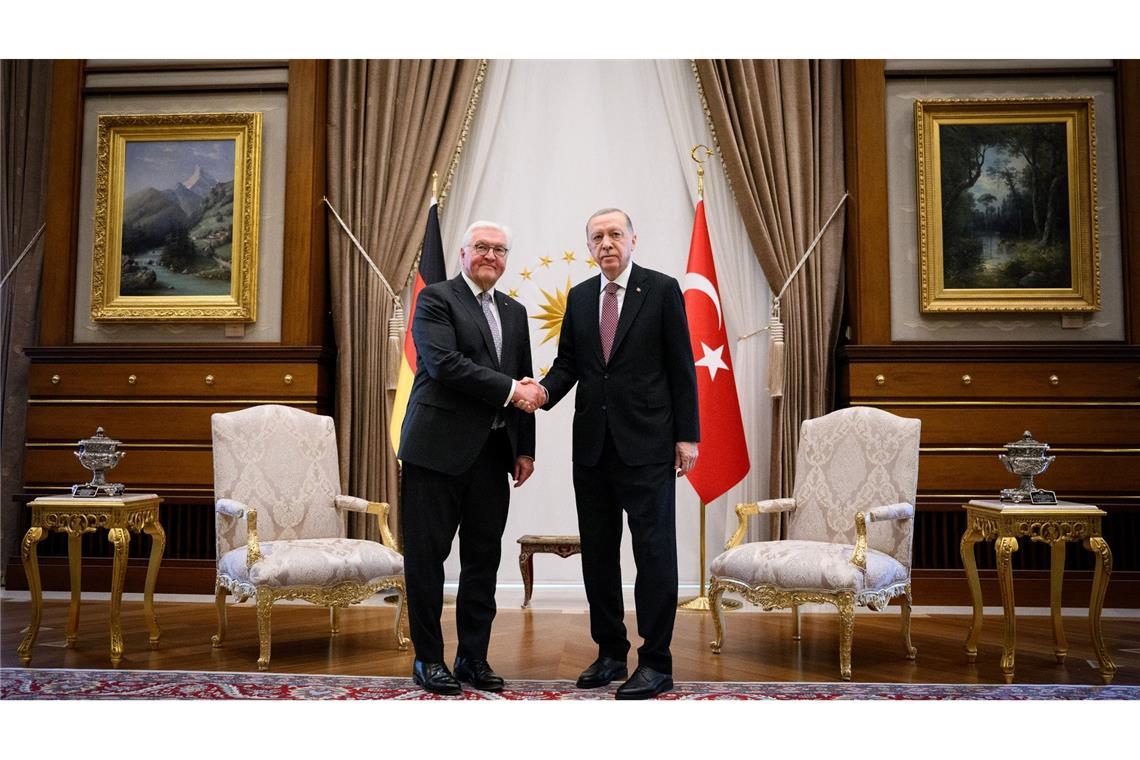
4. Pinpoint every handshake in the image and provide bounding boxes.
[511,377,547,414]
